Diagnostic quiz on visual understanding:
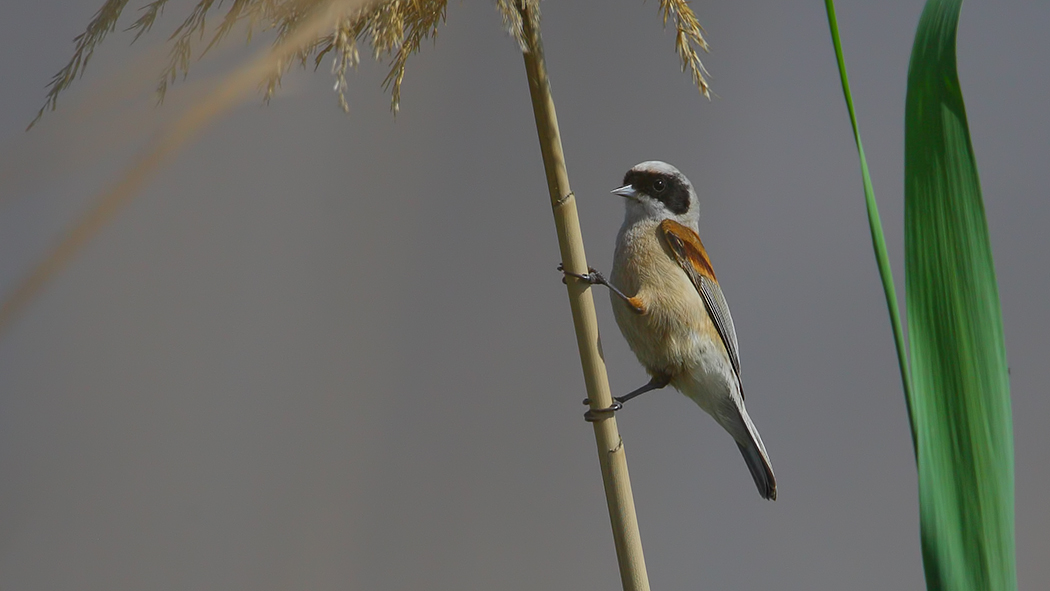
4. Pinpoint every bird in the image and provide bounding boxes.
[562,161,776,500]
